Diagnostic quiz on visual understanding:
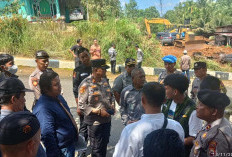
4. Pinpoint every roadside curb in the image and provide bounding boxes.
[14,57,232,80]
